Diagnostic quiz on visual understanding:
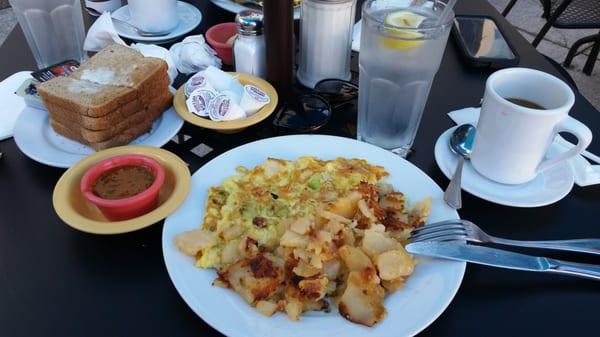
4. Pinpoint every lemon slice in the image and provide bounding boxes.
[379,10,427,51]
